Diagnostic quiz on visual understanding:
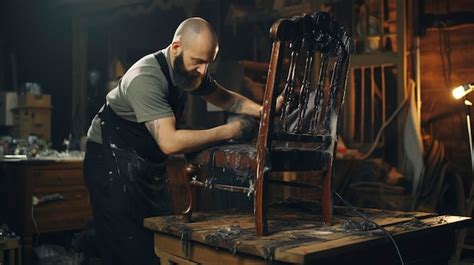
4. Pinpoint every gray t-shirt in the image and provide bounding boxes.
[87,47,216,144]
